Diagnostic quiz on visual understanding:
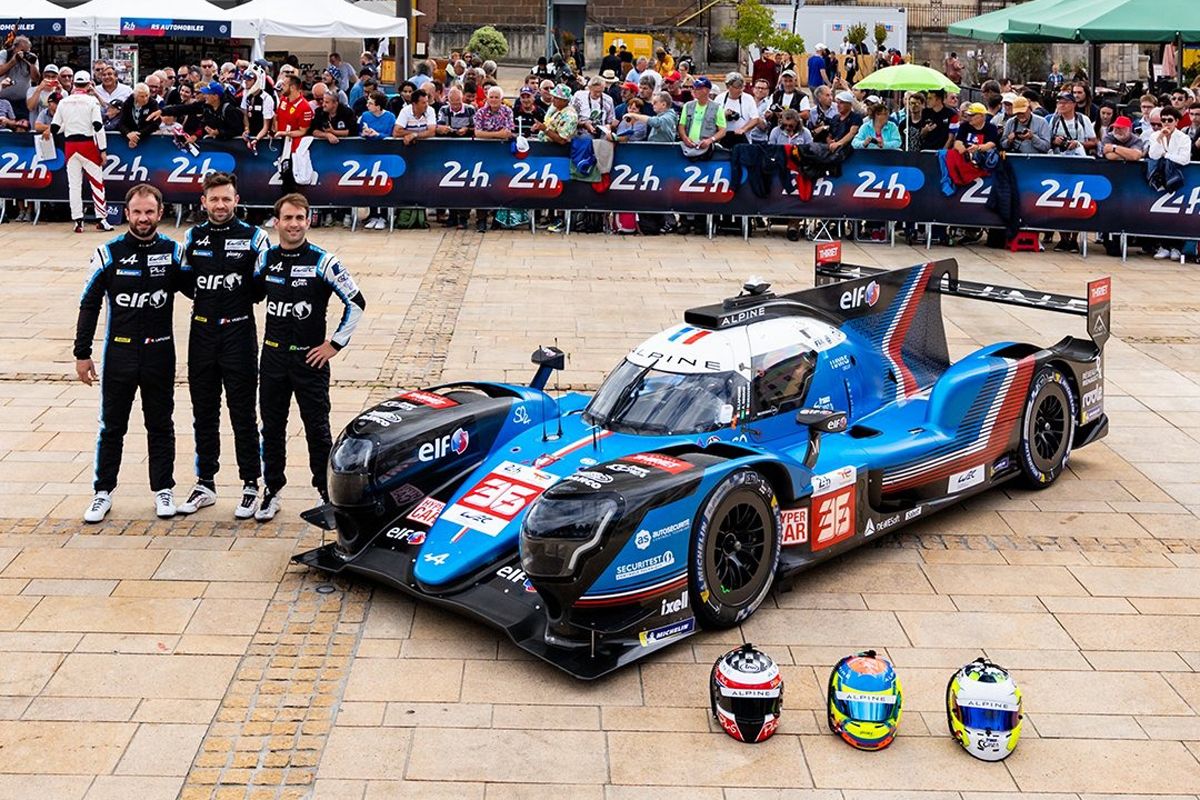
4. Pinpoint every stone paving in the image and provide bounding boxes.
[0,219,1198,799]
